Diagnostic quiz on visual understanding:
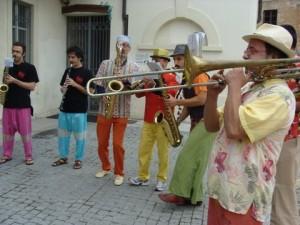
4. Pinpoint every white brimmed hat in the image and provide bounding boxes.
[243,23,295,58]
